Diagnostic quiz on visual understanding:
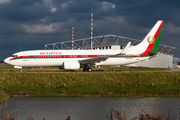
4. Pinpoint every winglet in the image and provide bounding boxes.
[119,42,131,55]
